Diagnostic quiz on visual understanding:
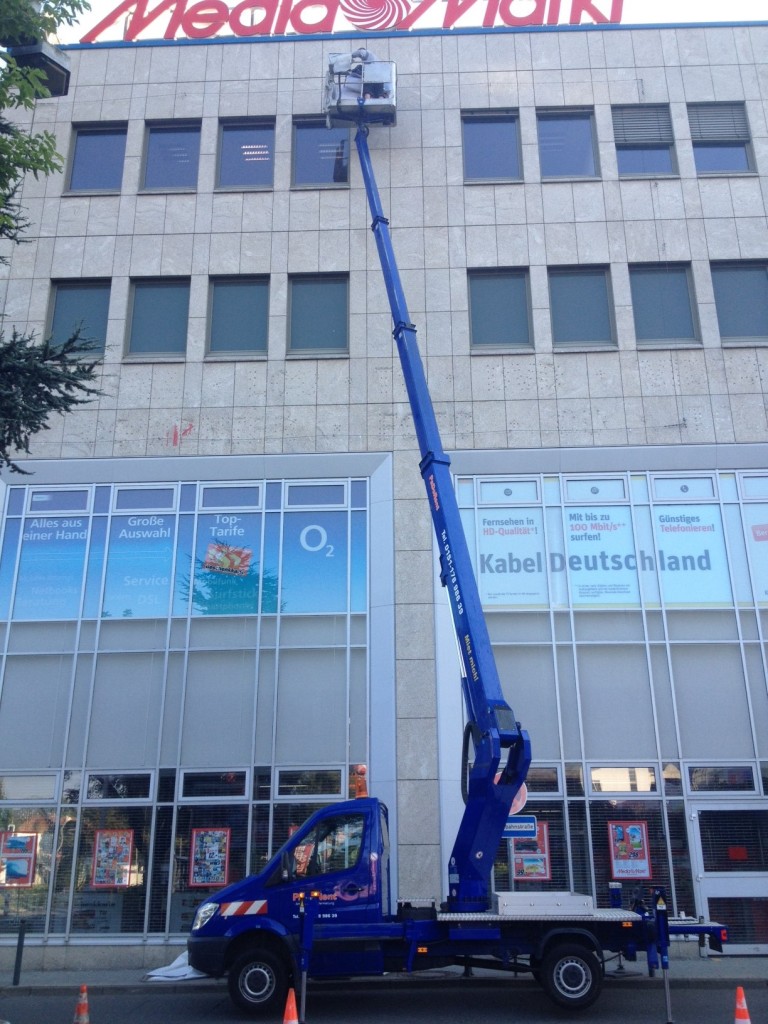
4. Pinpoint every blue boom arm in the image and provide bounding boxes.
[354,125,532,912]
